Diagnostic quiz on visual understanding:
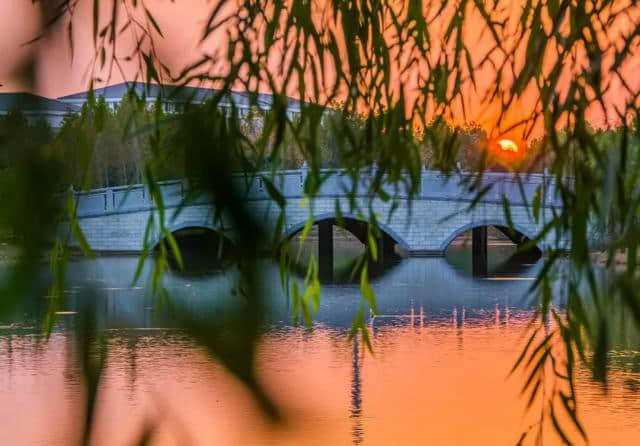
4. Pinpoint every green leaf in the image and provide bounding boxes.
[368,230,378,262]
[162,228,184,271]
[360,264,377,314]
[70,218,95,258]
[532,185,542,223]
[501,194,515,238]
[261,176,286,208]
